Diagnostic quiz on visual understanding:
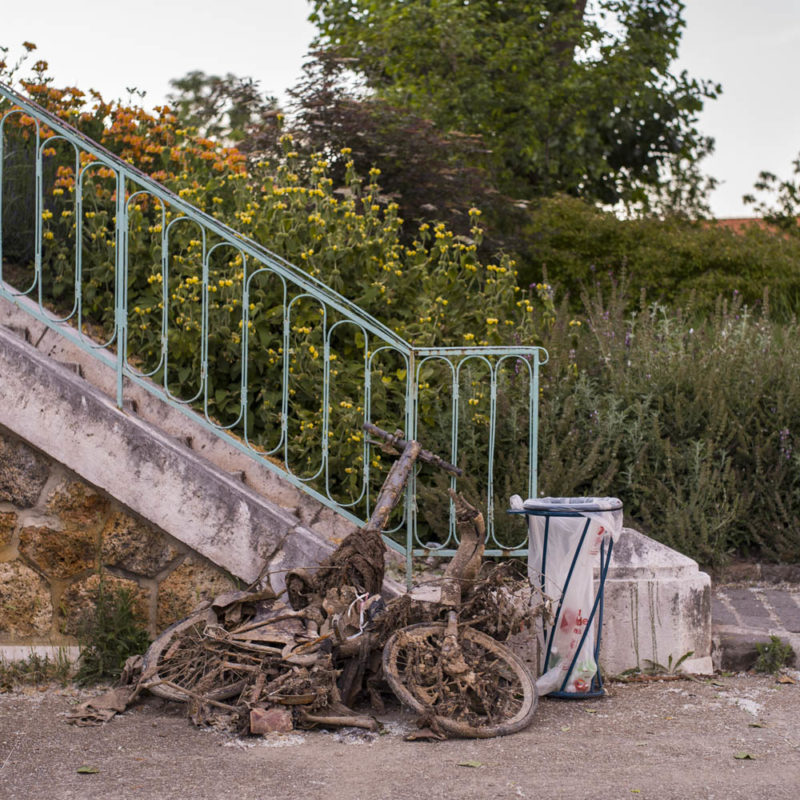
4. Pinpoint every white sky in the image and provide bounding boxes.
[1,1,318,107]
[676,0,800,217]
[2,0,798,219]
